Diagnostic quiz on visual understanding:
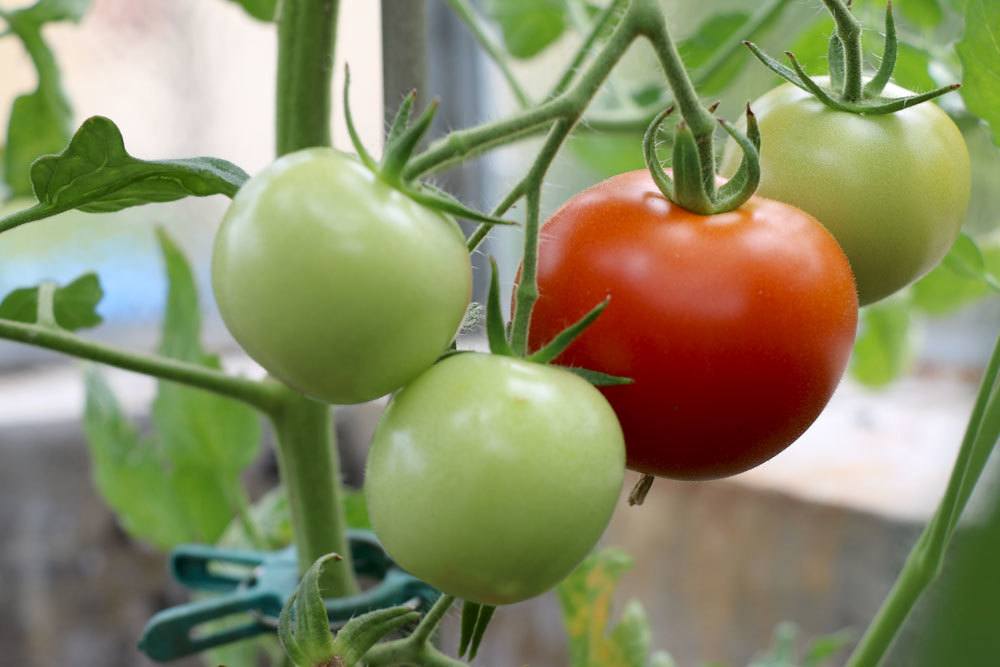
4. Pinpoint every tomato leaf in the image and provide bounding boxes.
[483,0,566,60]
[1,0,88,196]
[223,0,276,21]
[850,298,914,388]
[82,229,261,549]
[957,0,1000,145]
[0,272,102,331]
[0,116,248,234]
[557,548,672,667]
[913,238,1000,315]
